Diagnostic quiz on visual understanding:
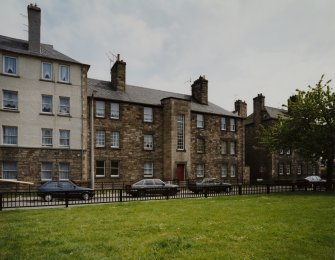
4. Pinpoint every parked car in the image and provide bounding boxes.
[37,181,94,202]
[125,179,180,197]
[189,178,232,194]
[295,176,326,189]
